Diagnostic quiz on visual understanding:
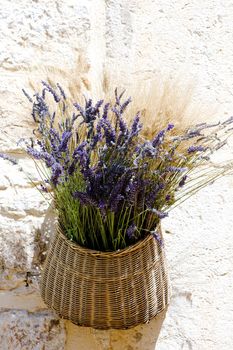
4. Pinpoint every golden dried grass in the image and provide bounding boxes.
[24,54,217,138]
